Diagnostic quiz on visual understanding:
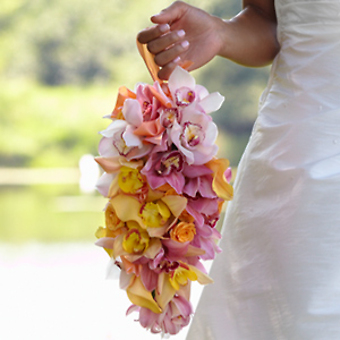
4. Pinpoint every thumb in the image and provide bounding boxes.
[151,1,187,25]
